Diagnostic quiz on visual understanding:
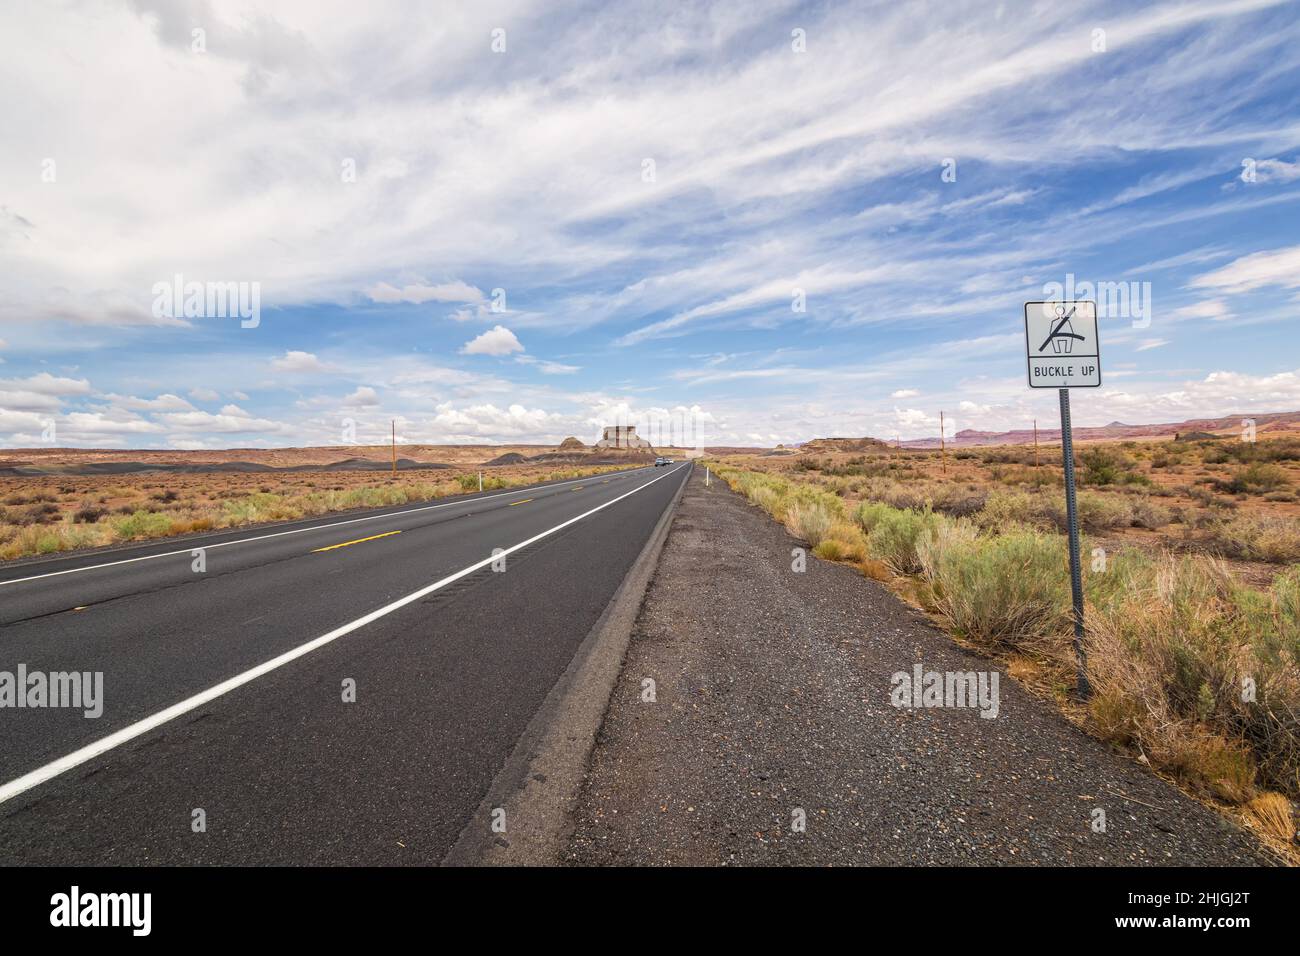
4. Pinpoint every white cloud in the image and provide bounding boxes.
[188,387,220,402]
[366,281,484,305]
[516,355,579,374]
[103,393,195,412]
[890,388,920,399]
[1135,338,1169,351]
[156,409,285,434]
[1192,245,1300,294]
[1171,299,1232,321]
[1,372,91,396]
[343,386,380,406]
[270,350,331,372]
[461,325,524,357]
[1252,158,1300,184]
[0,373,92,412]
